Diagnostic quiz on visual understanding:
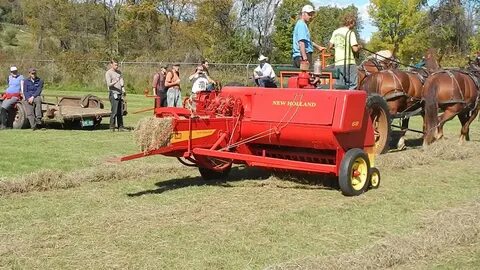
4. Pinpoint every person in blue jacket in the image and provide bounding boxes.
[23,68,43,130]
